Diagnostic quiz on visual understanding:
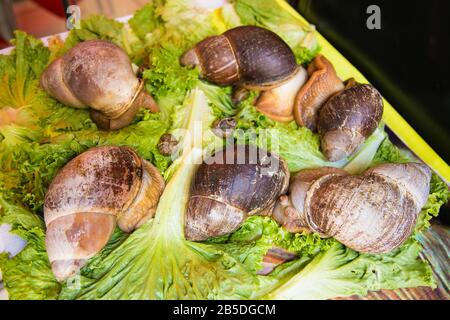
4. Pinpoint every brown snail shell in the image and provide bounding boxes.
[293,55,344,131]
[255,66,308,122]
[40,40,159,131]
[180,26,298,90]
[44,146,165,281]
[317,83,384,161]
[272,167,348,233]
[273,163,431,254]
[185,144,290,241]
